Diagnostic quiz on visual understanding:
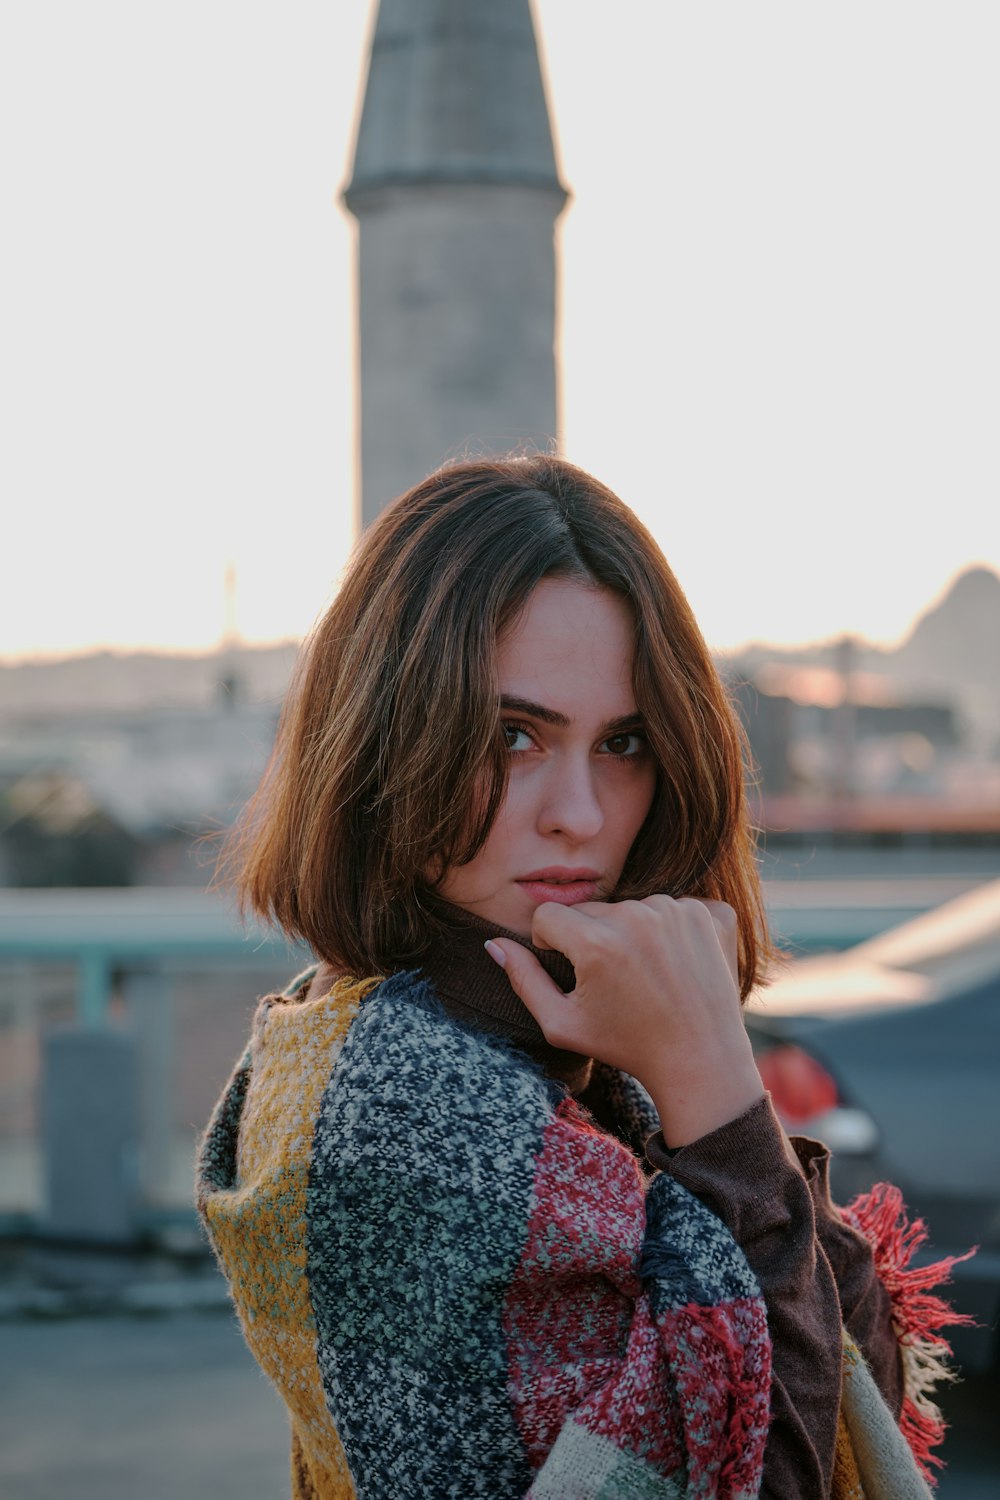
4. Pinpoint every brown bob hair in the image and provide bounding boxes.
[225,455,771,996]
